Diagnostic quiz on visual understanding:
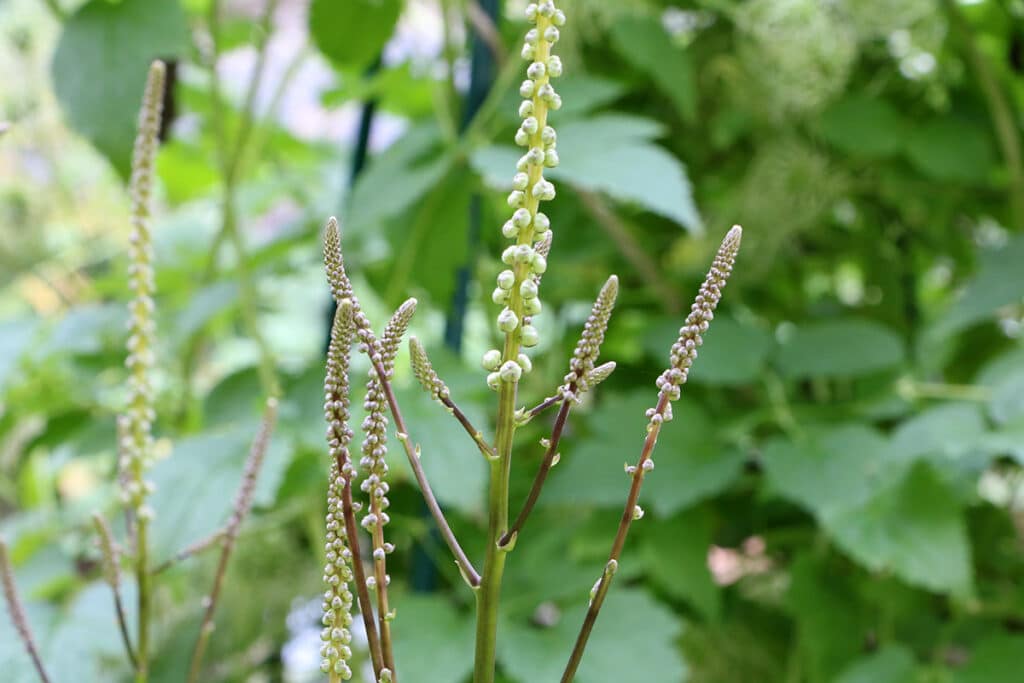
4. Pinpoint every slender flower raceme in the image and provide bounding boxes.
[562,275,618,400]
[117,59,165,679]
[1,539,52,683]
